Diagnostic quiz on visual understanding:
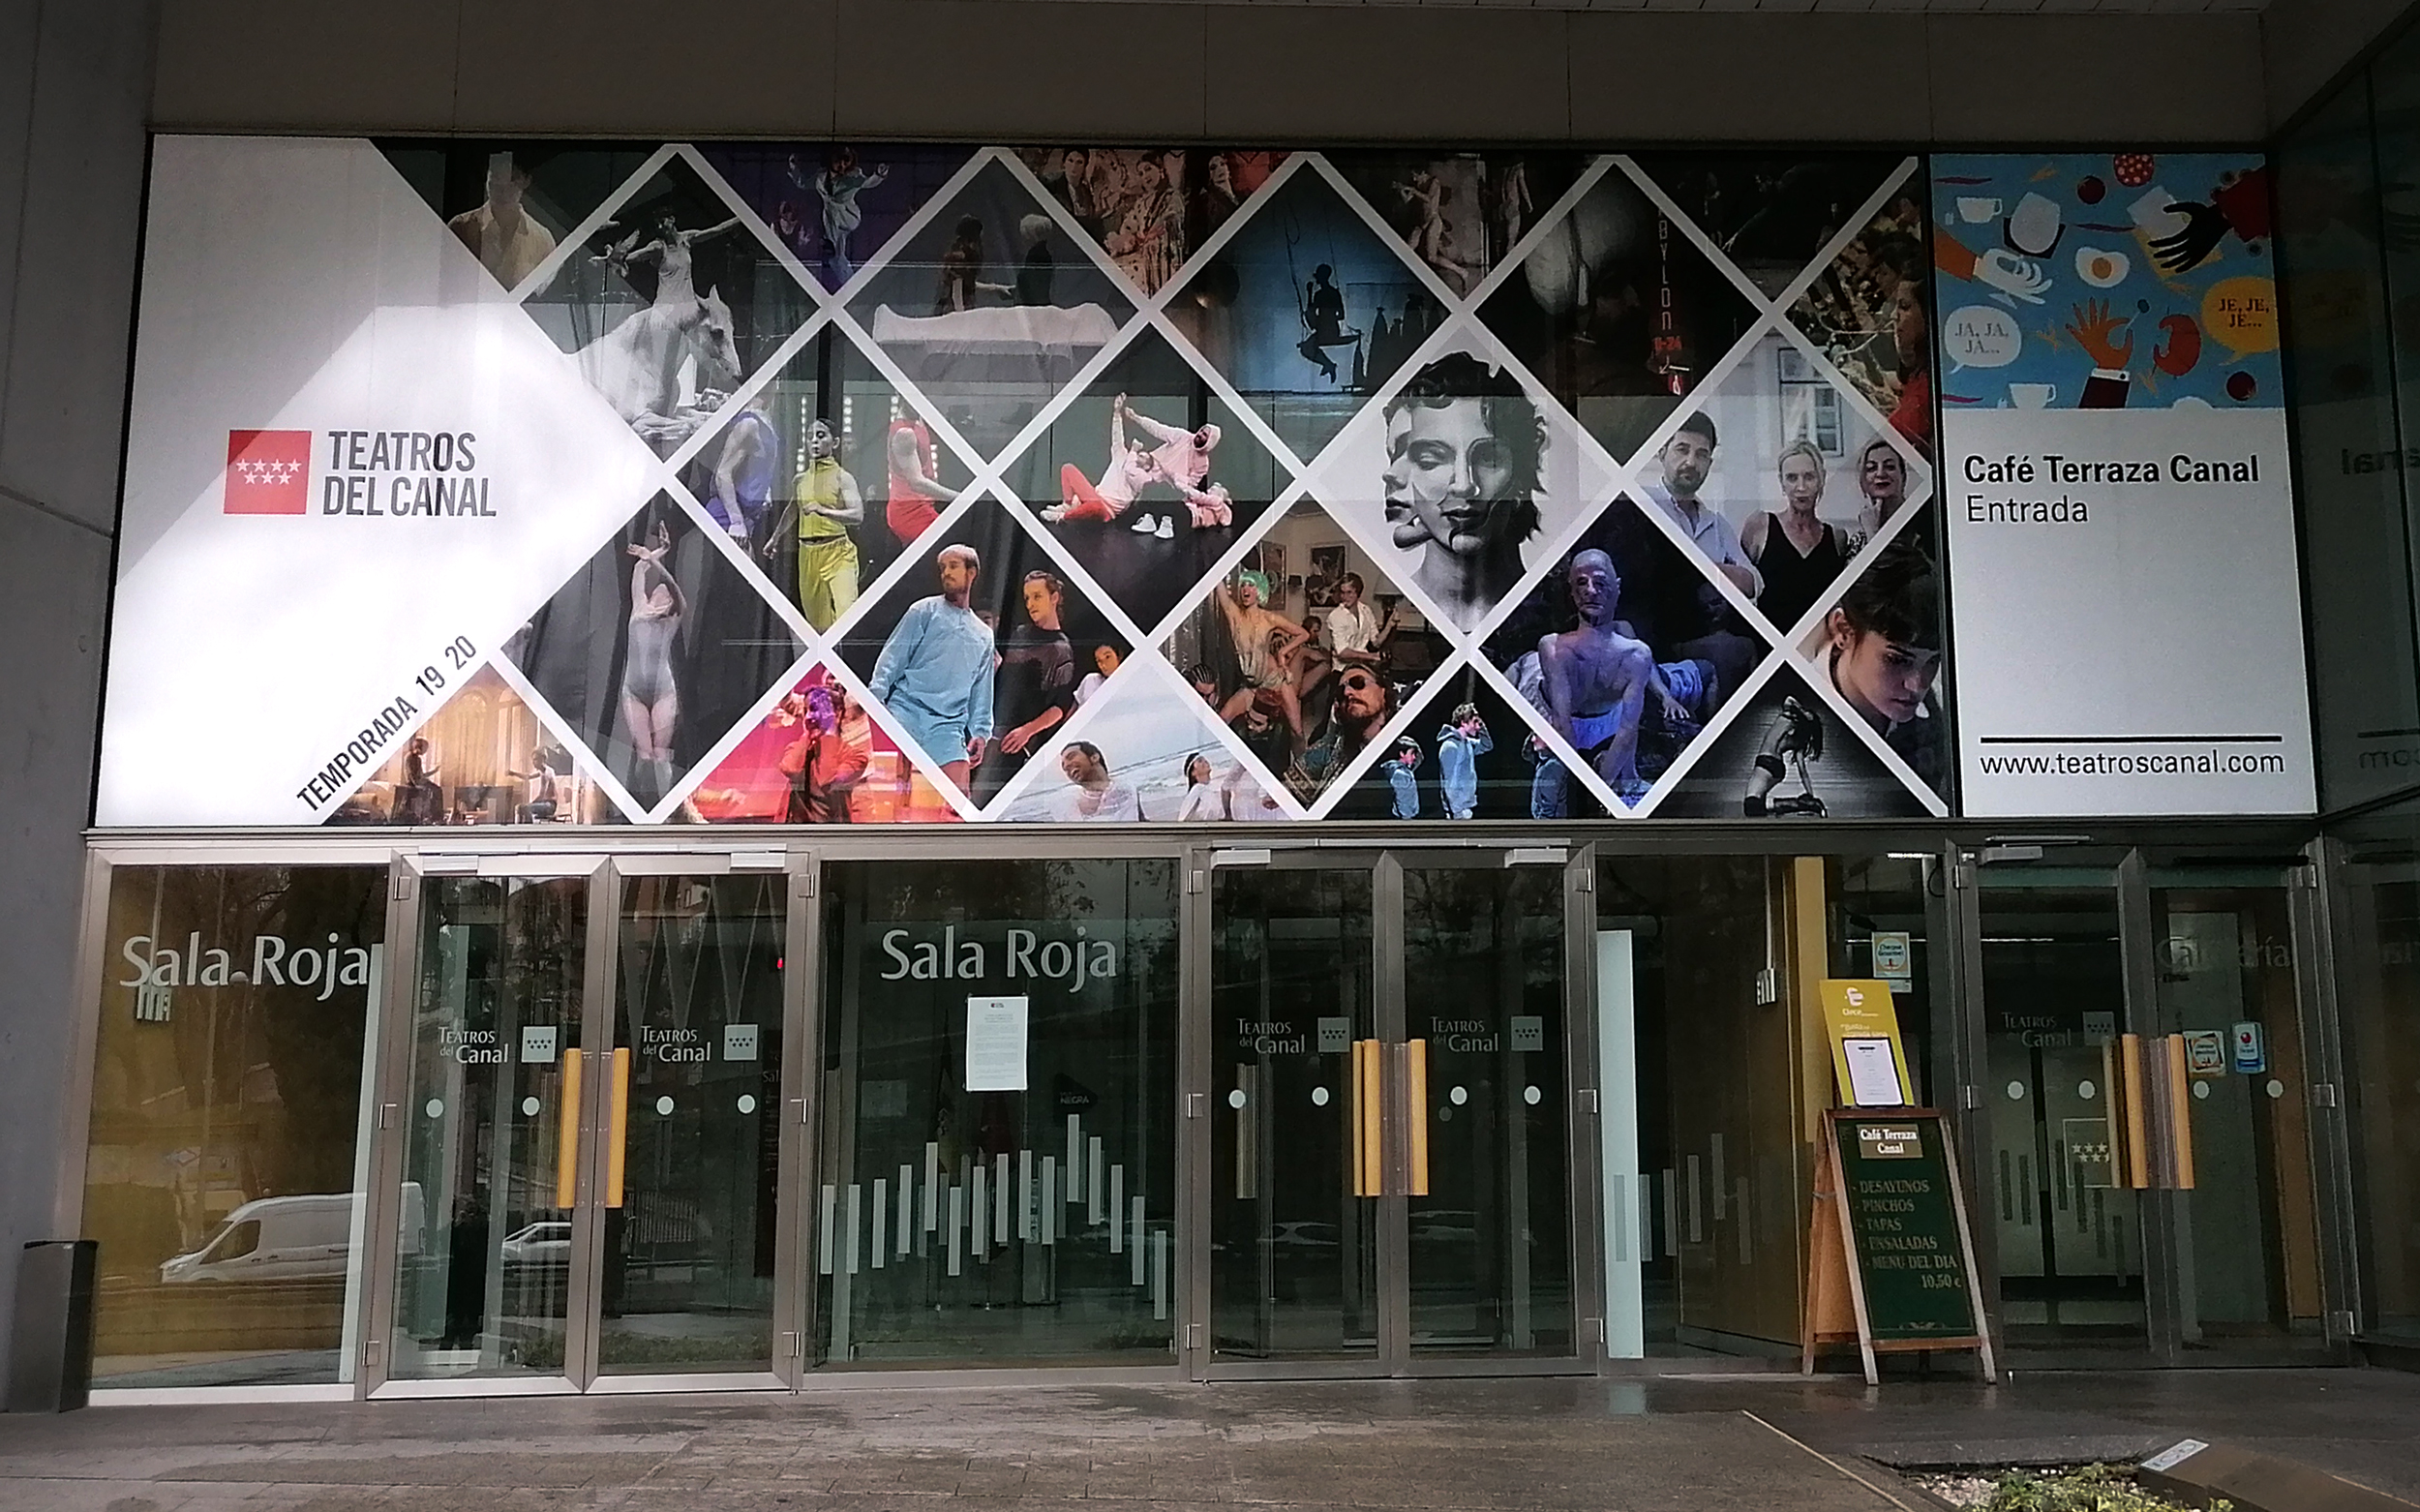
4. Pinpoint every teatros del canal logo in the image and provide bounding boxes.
[223,430,313,514]
[221,429,499,518]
